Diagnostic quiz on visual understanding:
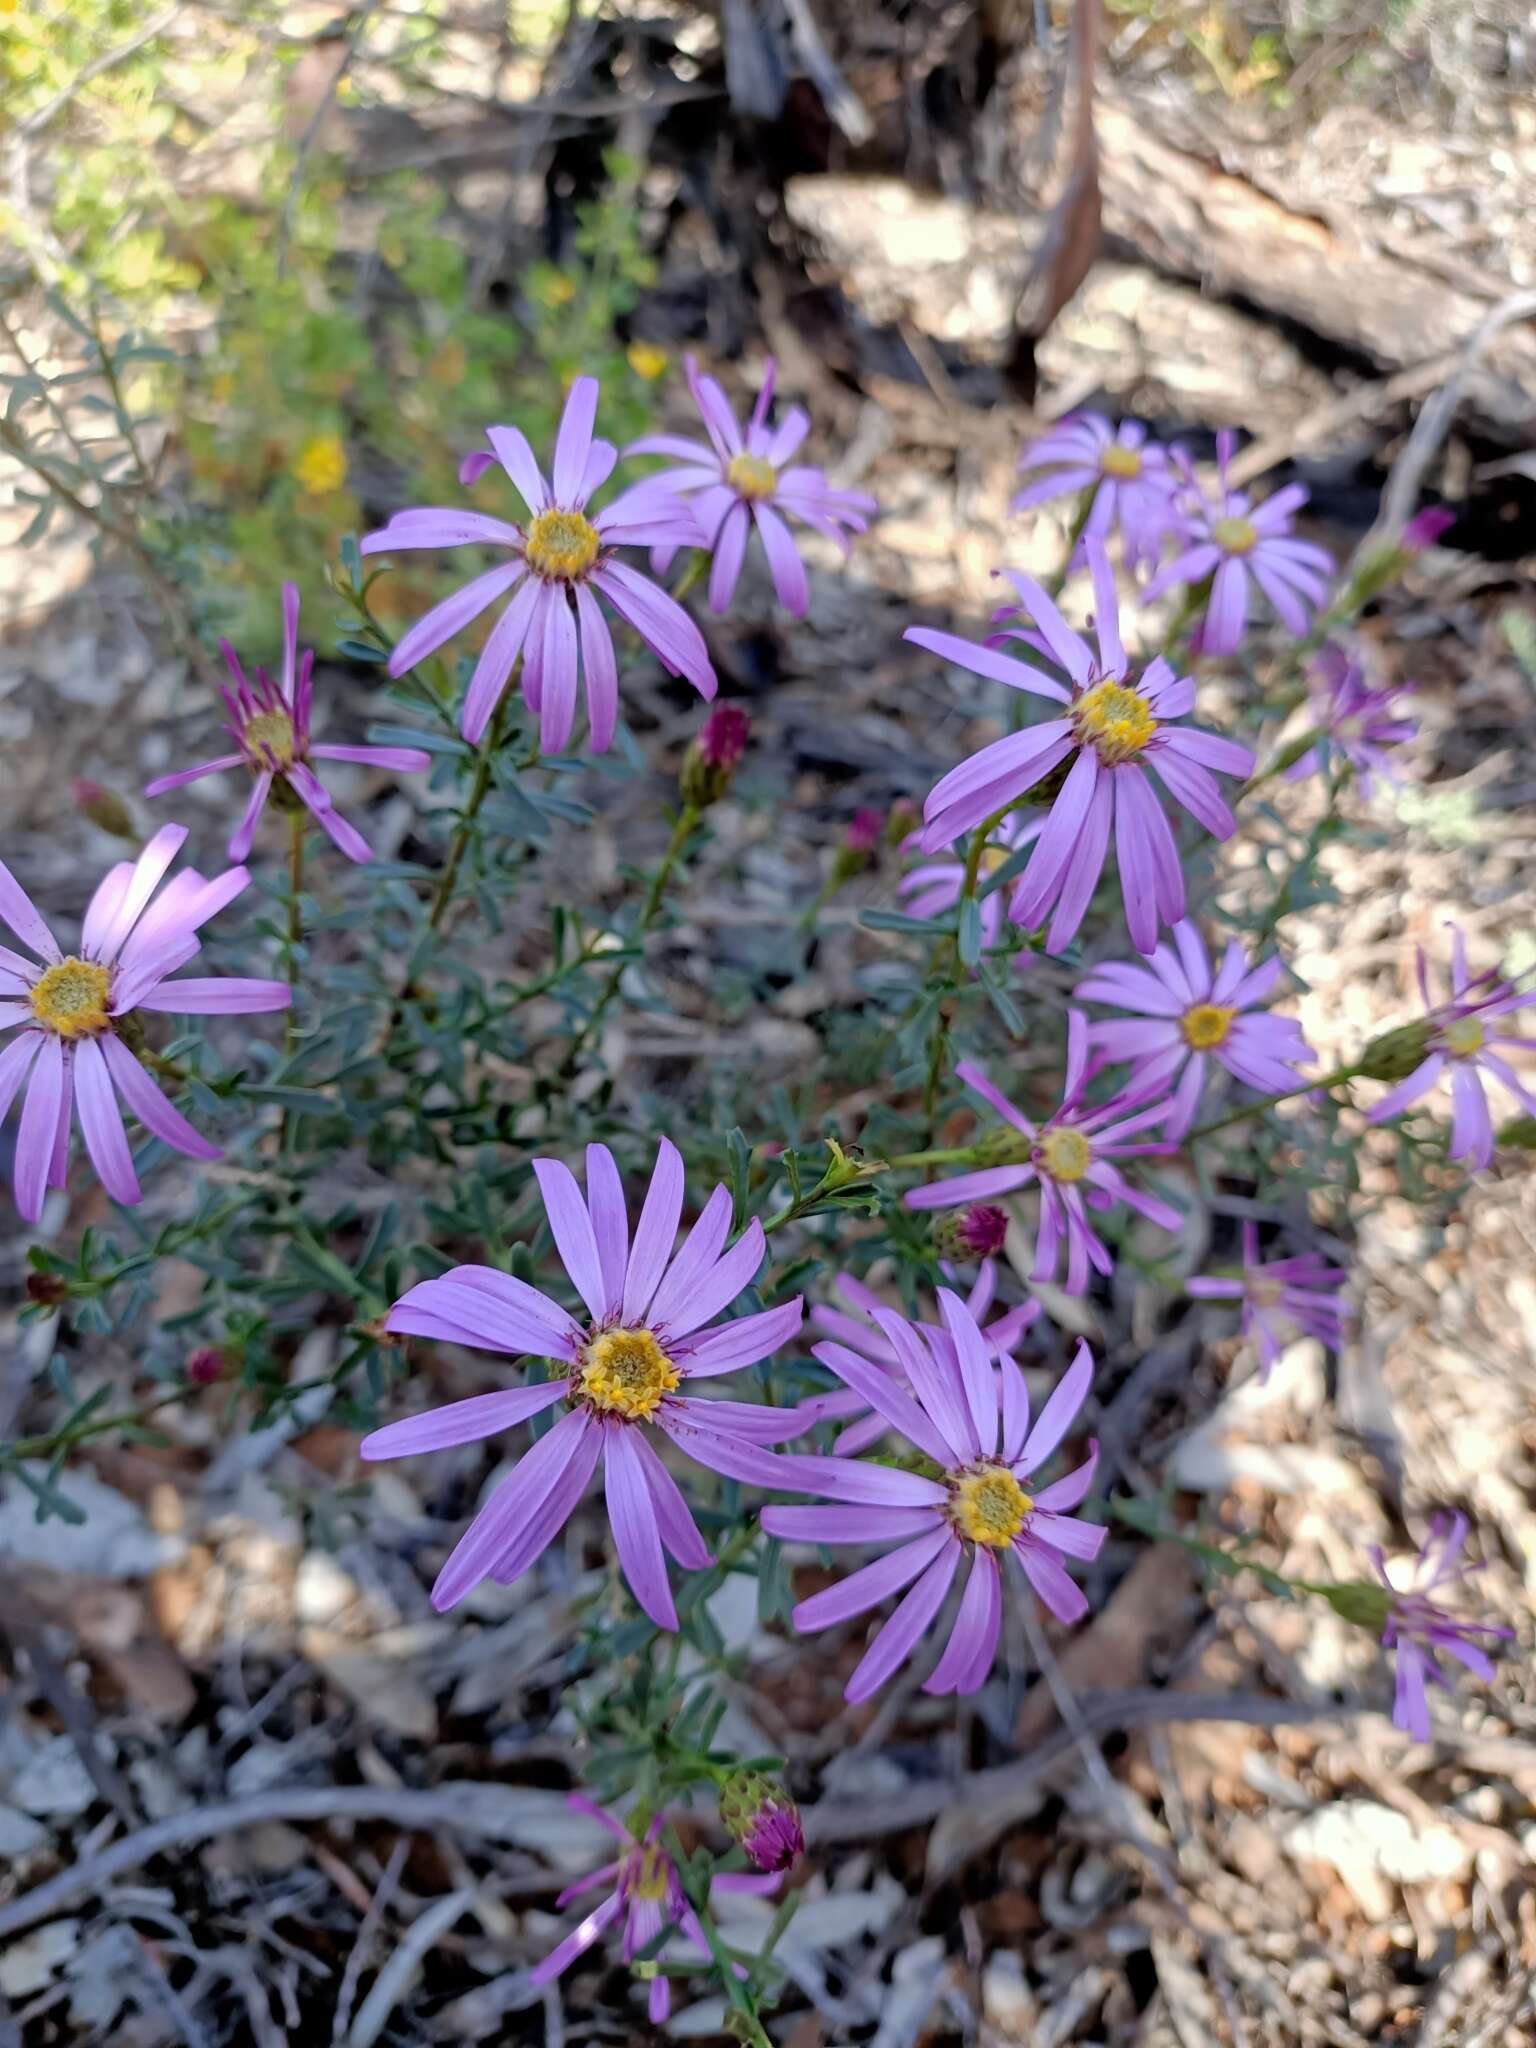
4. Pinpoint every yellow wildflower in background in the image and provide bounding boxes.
[294,432,348,495]
[538,273,577,309]
[627,341,667,381]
